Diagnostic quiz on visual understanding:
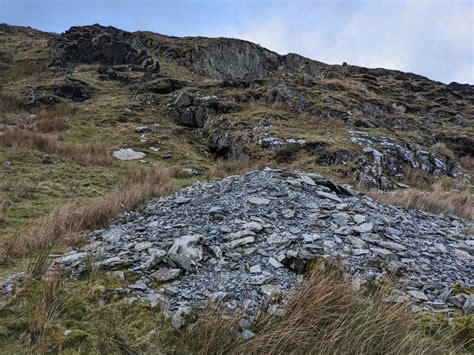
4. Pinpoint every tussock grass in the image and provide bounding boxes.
[173,266,463,354]
[0,127,59,153]
[27,271,69,350]
[7,60,48,78]
[0,92,24,113]
[59,142,114,166]
[368,179,473,220]
[0,127,113,165]
[36,103,77,133]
